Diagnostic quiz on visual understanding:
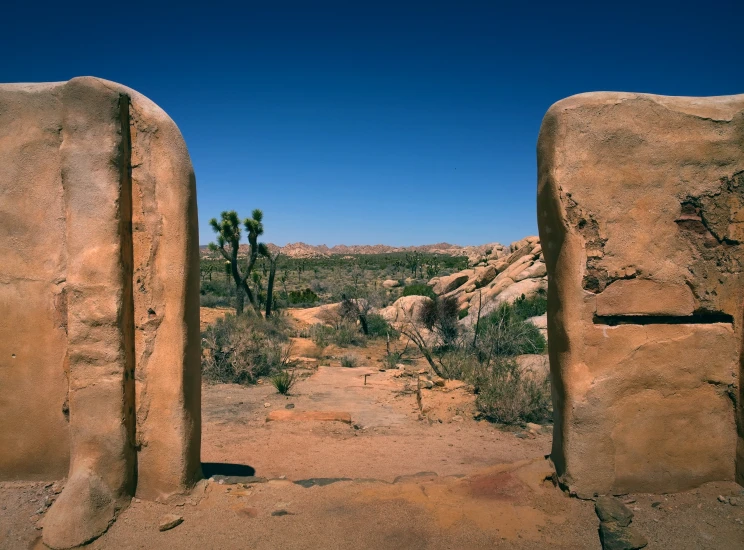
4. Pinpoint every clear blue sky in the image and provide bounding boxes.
[3,1,743,246]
